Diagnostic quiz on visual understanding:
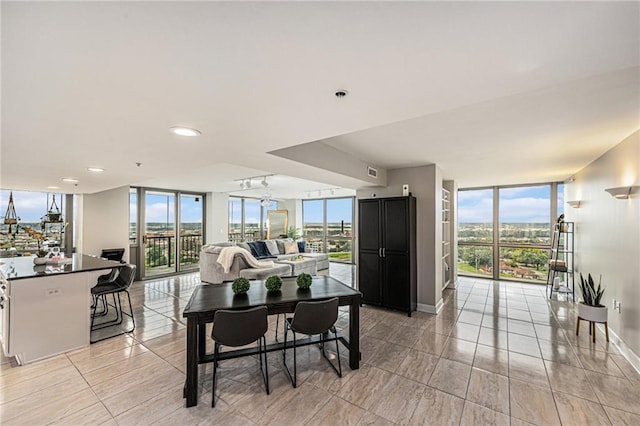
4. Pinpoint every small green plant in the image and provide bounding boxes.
[232,277,251,295]
[296,273,313,289]
[579,273,605,306]
[265,275,283,292]
[286,226,302,239]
